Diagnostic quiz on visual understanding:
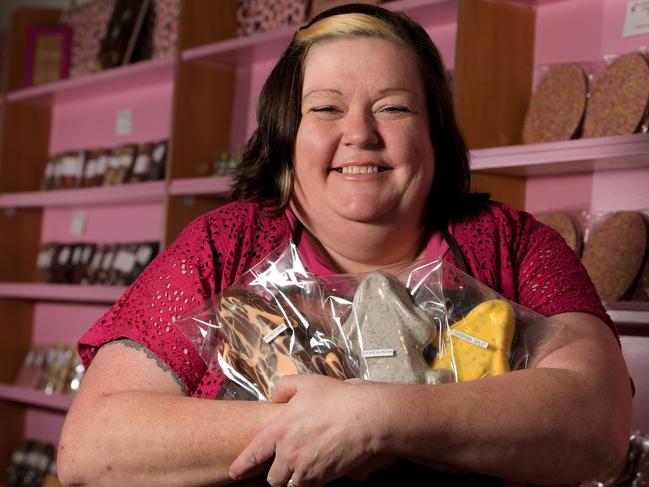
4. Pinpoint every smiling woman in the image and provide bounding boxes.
[58,4,632,487]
